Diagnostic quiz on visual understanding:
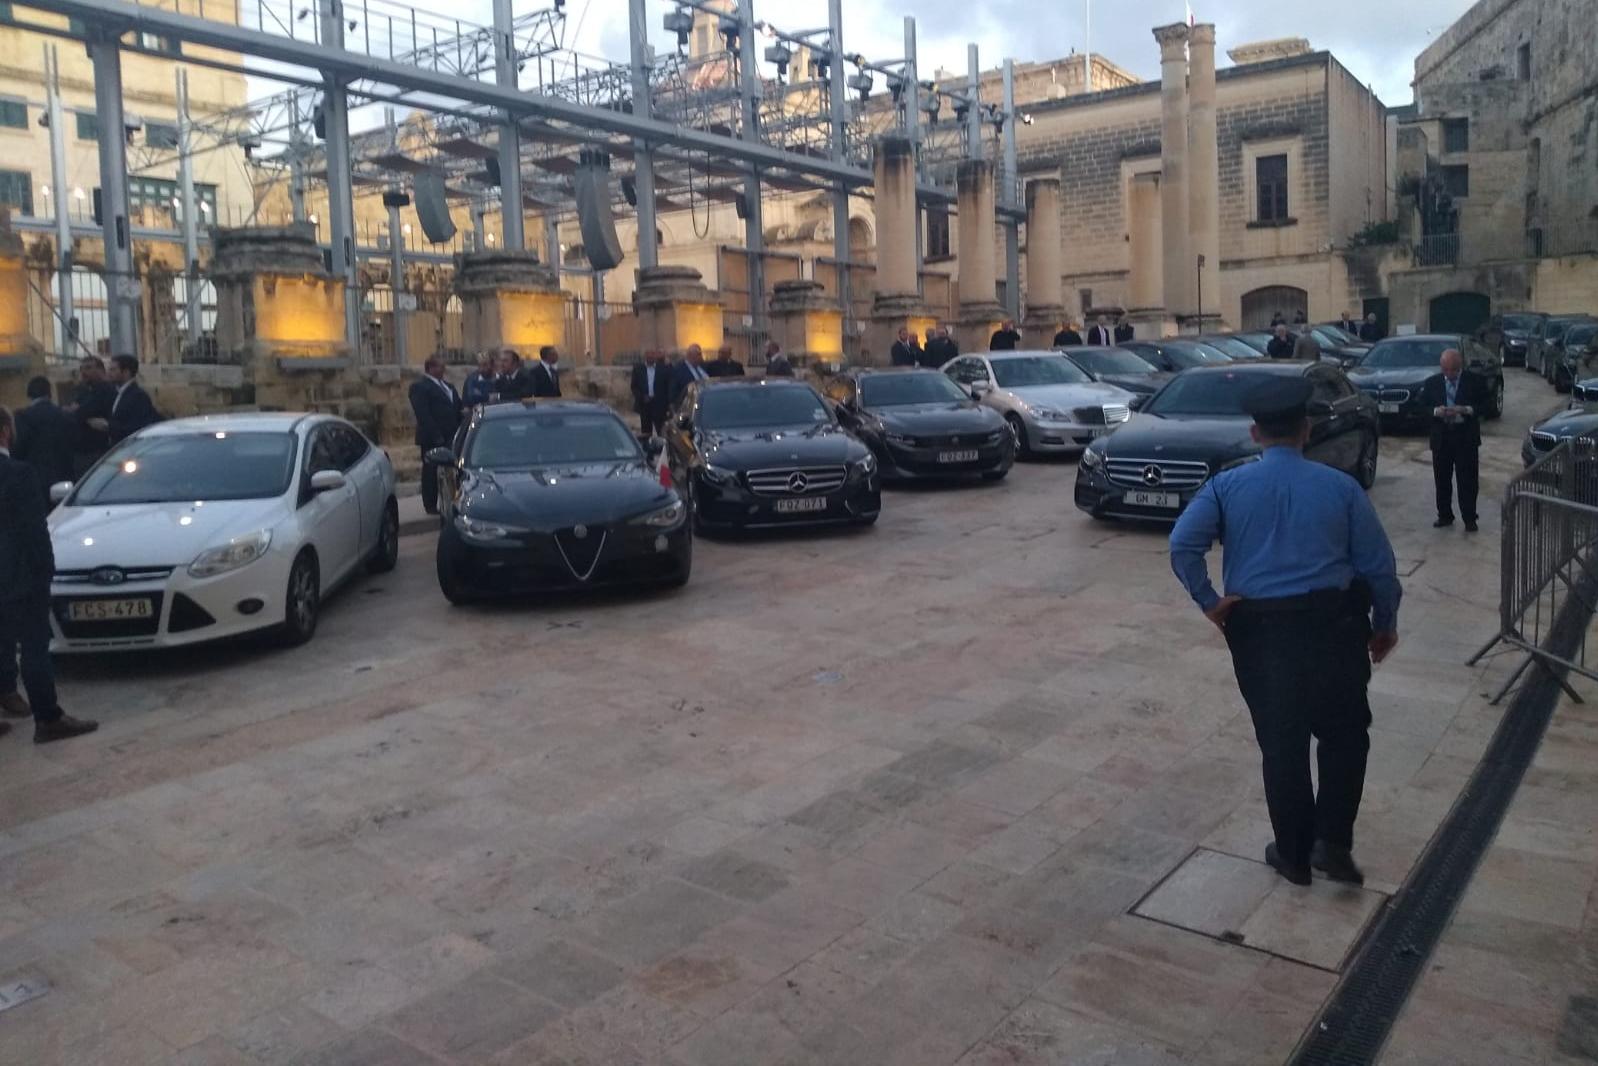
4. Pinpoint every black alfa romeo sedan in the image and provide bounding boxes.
[668,378,881,533]
[432,401,691,602]
[824,368,1014,482]
[1074,362,1380,521]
